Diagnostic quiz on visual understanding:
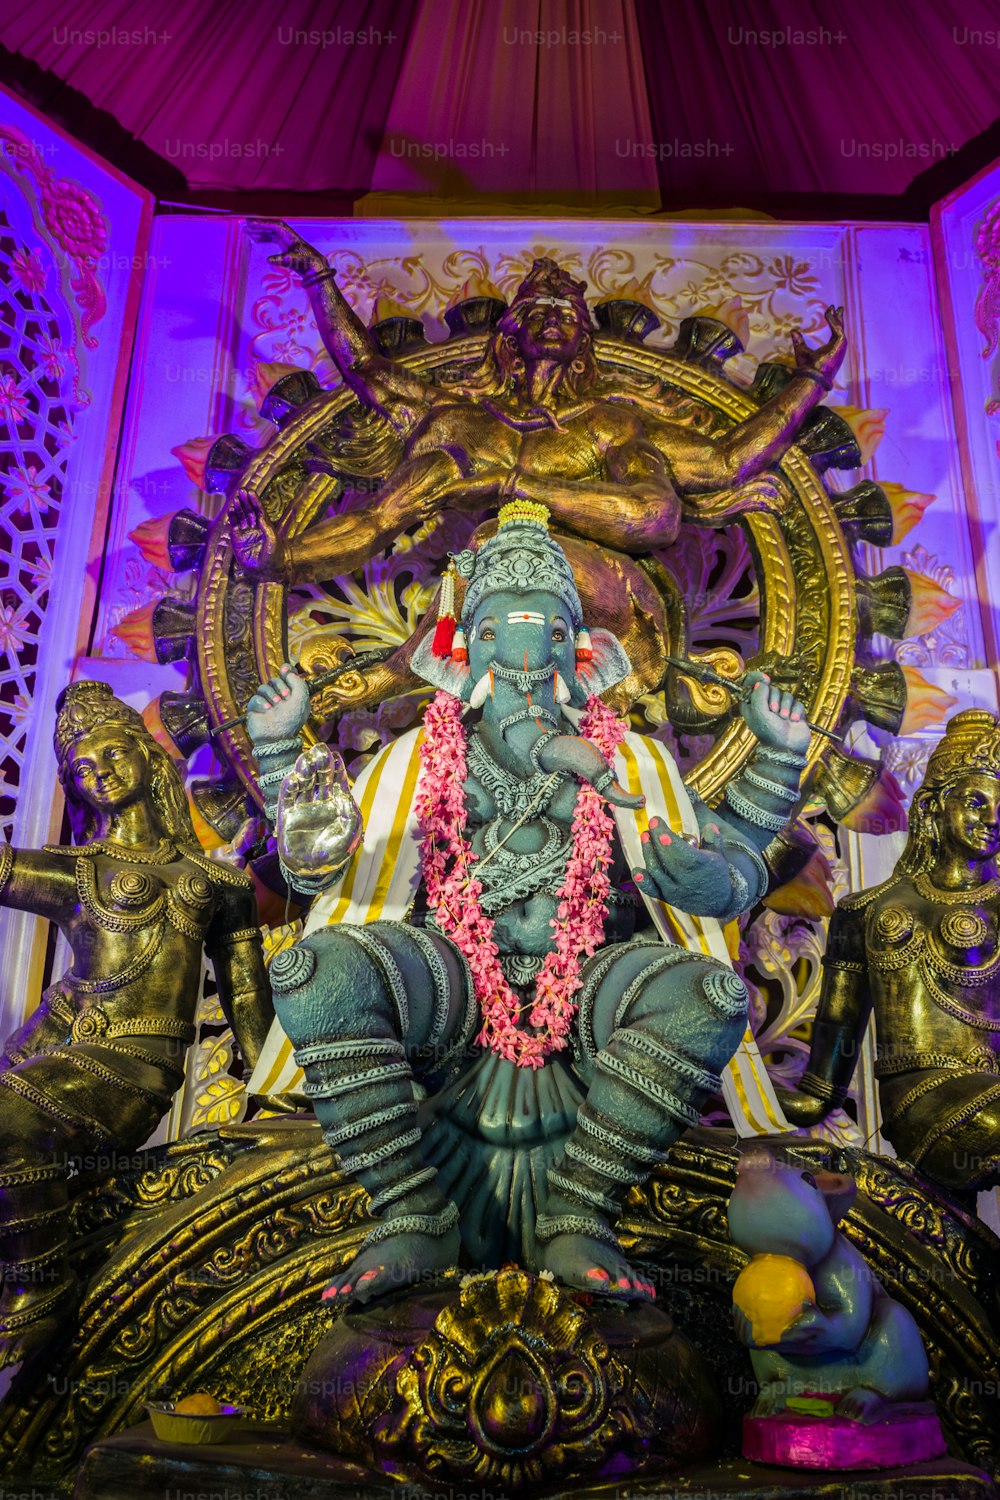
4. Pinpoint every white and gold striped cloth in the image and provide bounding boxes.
[247,726,788,1136]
